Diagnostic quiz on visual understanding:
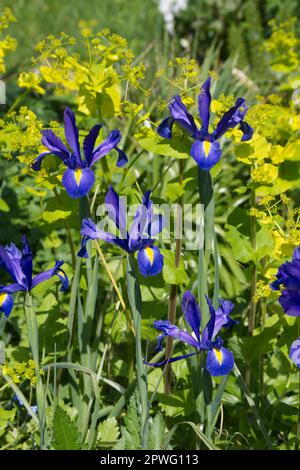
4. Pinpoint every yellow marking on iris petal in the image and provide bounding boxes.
[214,348,223,365]
[203,141,211,157]
[0,293,7,306]
[74,168,82,185]
[145,247,154,265]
